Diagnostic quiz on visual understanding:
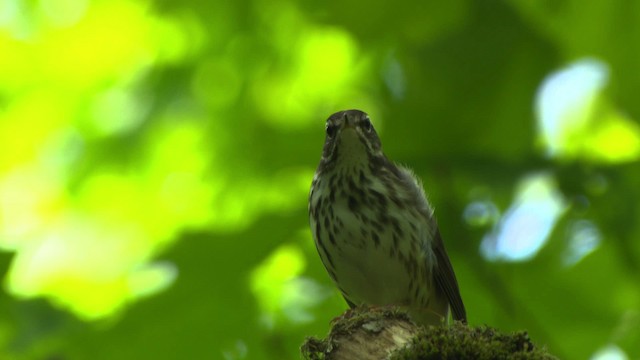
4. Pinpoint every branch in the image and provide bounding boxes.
[301,307,557,360]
